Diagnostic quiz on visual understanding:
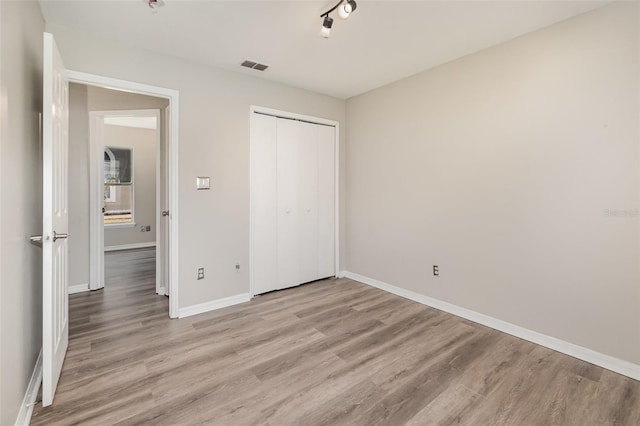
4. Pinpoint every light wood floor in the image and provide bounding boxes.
[32,248,640,425]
